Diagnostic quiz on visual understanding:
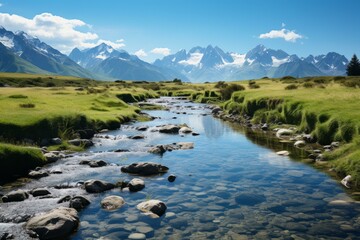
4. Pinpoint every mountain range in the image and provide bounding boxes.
[154,44,349,82]
[0,27,349,82]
